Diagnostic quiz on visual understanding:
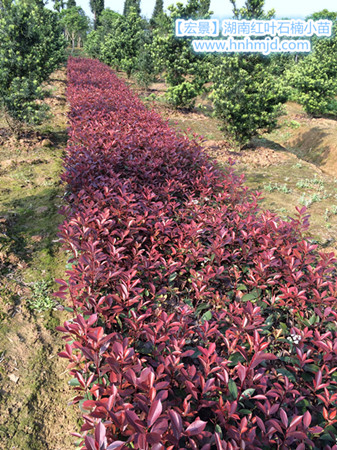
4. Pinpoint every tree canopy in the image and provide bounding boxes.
[0,0,66,125]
